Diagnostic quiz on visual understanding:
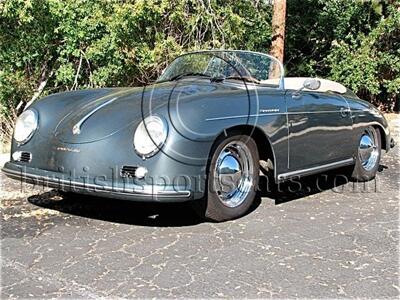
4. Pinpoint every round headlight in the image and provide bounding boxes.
[134,115,168,158]
[13,109,38,144]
